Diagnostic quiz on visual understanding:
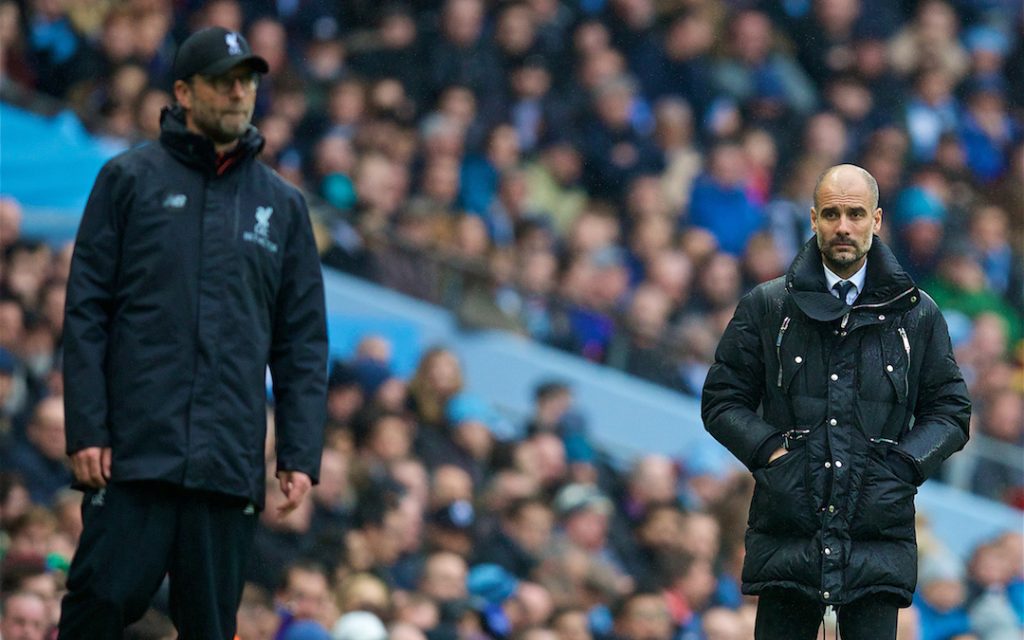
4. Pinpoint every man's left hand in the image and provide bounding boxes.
[767,447,788,464]
[275,470,312,518]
